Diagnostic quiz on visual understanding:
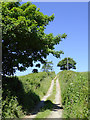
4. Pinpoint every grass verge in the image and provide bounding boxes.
[58,70,88,119]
